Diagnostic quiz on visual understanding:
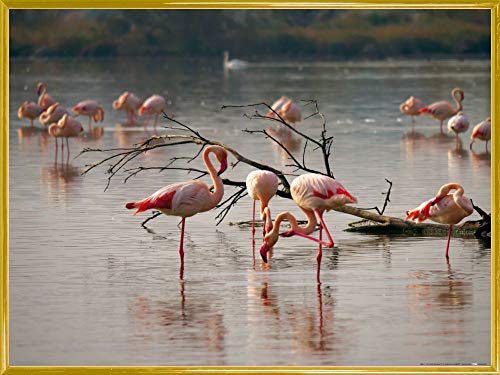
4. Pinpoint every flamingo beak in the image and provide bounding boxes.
[73,106,79,113]
[217,159,228,176]
[260,242,270,263]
